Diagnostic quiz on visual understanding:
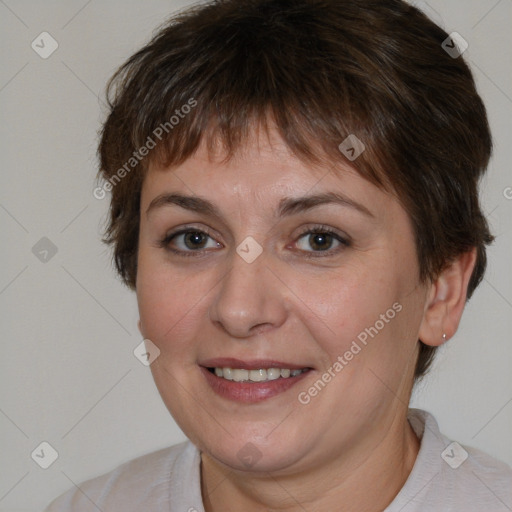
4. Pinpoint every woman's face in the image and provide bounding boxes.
[136,129,428,475]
